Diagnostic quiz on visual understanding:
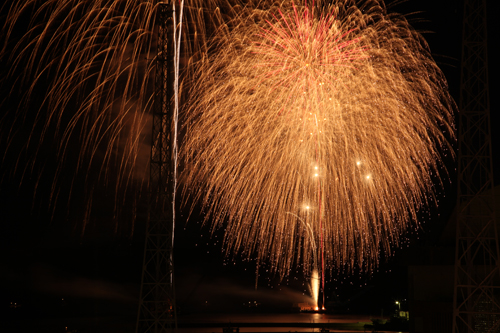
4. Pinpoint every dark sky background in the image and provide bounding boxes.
[1,0,499,330]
